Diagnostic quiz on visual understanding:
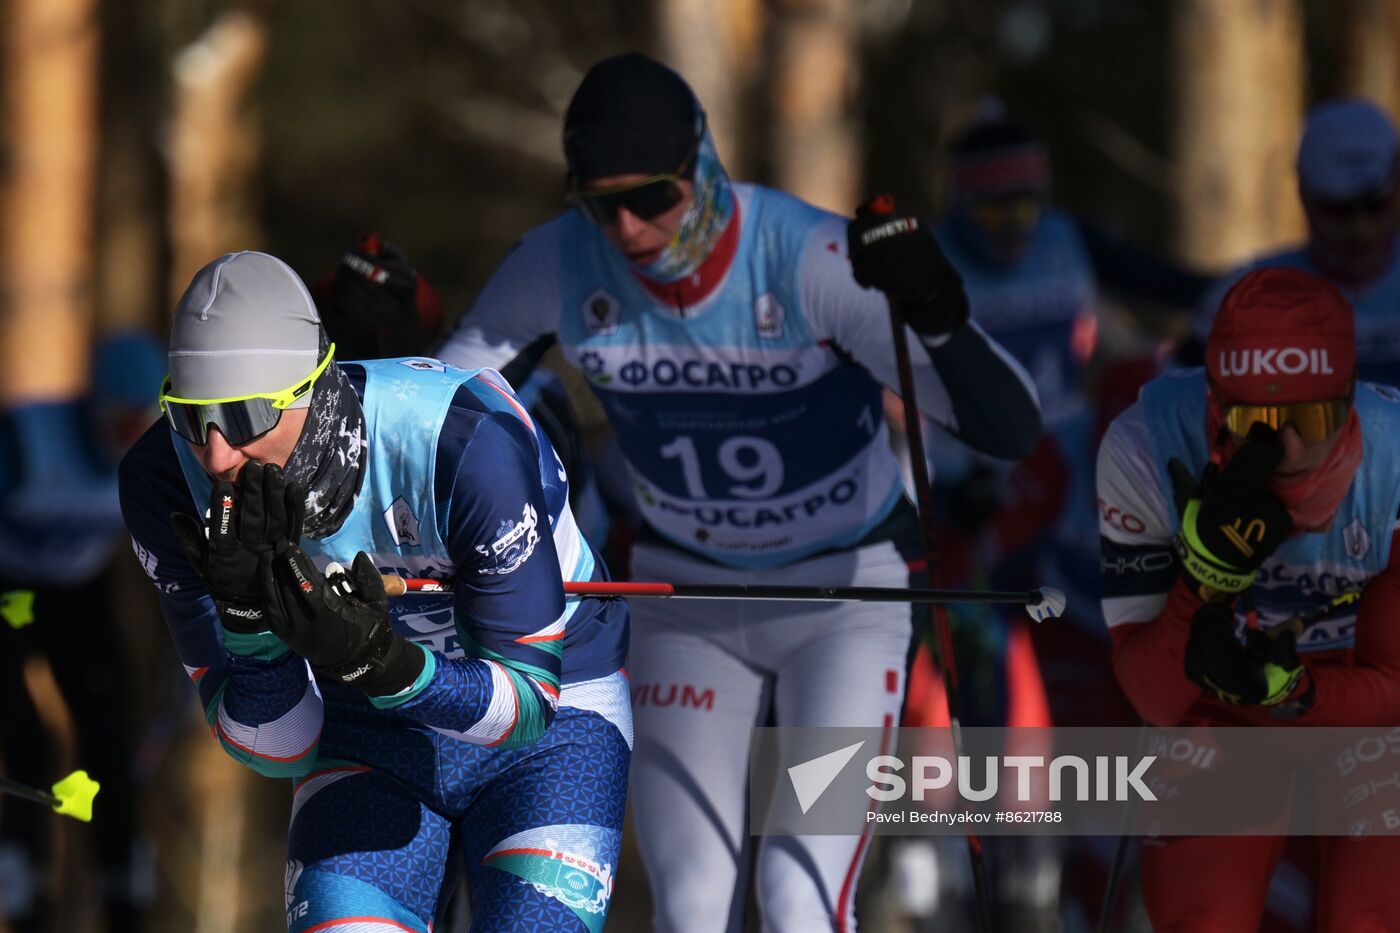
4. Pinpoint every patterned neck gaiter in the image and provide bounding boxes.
[634,127,735,284]
[284,337,367,538]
